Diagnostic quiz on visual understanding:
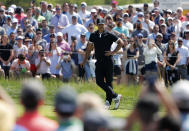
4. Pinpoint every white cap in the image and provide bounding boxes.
[168,17,173,20]
[8,8,14,13]
[12,18,18,23]
[172,80,189,109]
[91,9,97,13]
[81,2,87,7]
[159,17,165,21]
[177,7,183,12]
[57,32,63,37]
[10,4,17,9]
